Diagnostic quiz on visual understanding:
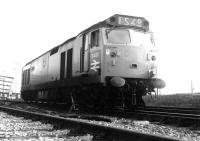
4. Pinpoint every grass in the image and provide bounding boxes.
[143,93,200,108]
